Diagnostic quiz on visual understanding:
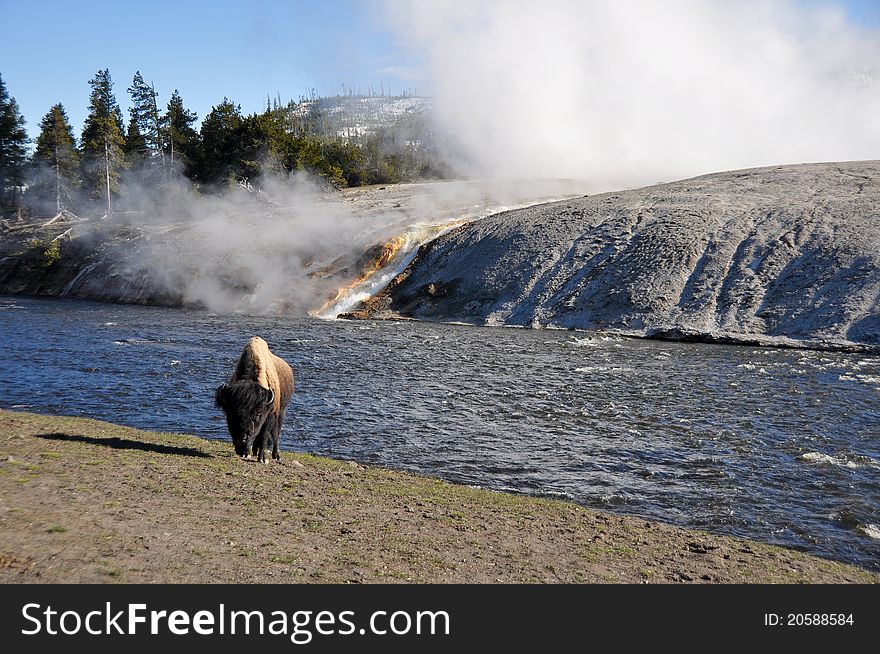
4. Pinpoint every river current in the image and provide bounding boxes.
[1,295,877,569]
